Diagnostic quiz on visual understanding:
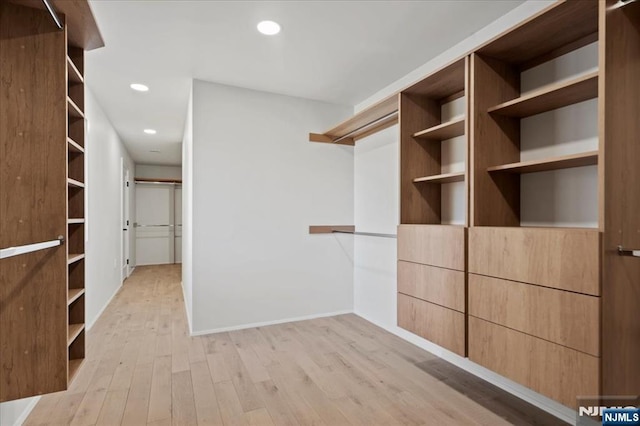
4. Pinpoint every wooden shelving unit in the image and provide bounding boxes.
[67,218,85,224]
[488,71,598,118]
[67,323,84,346]
[67,137,84,153]
[487,151,598,174]
[68,253,85,265]
[309,94,398,145]
[67,288,85,305]
[67,178,85,188]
